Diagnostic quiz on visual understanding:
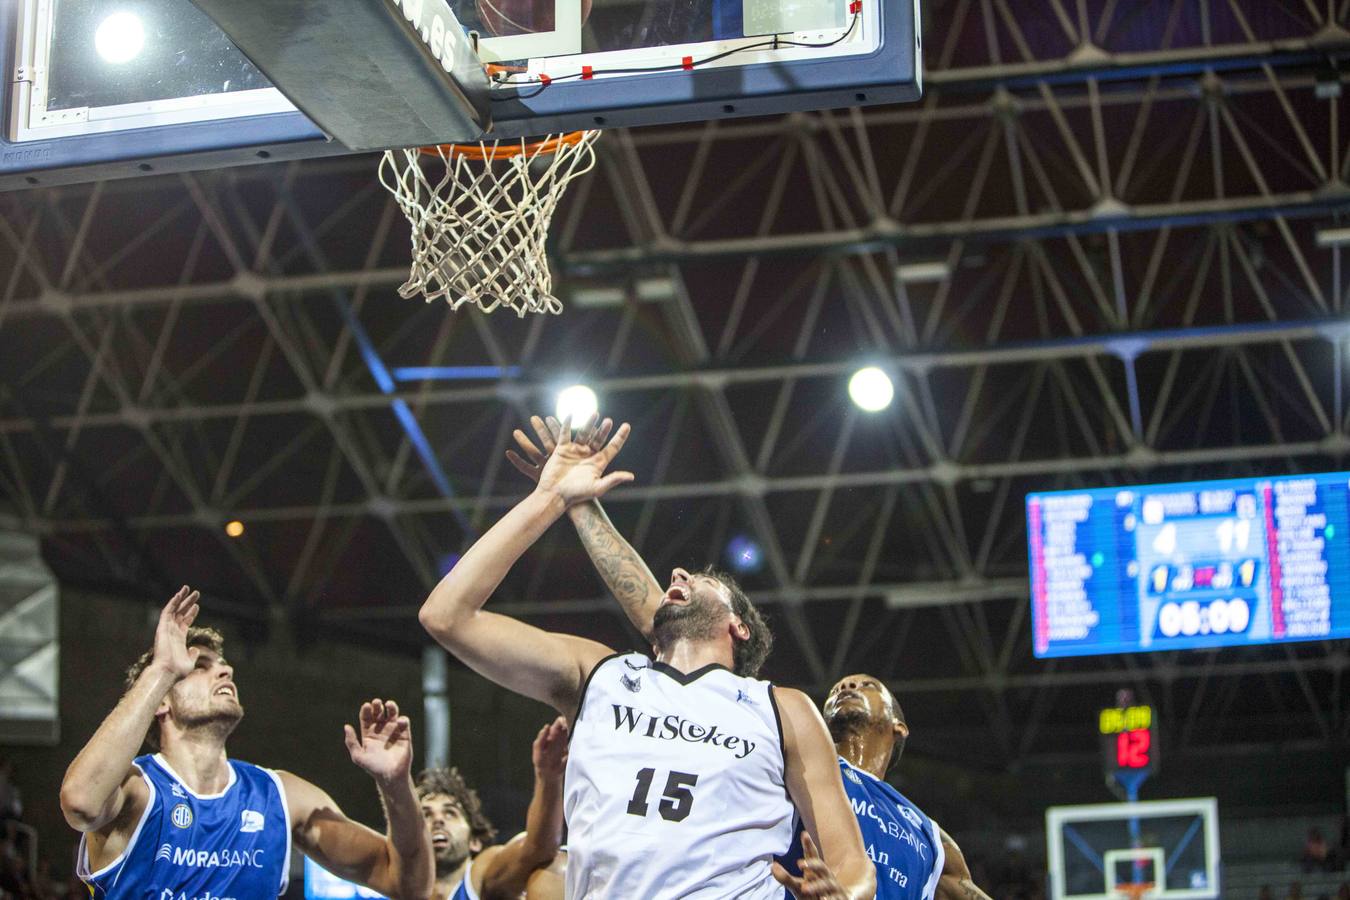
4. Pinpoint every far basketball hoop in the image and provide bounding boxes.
[378,130,600,316]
